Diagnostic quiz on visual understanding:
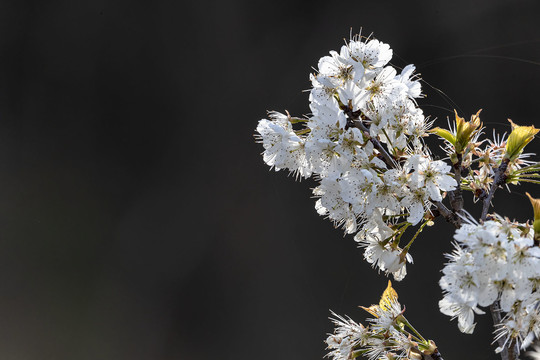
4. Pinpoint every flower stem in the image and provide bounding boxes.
[403,221,429,251]
[398,315,427,344]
